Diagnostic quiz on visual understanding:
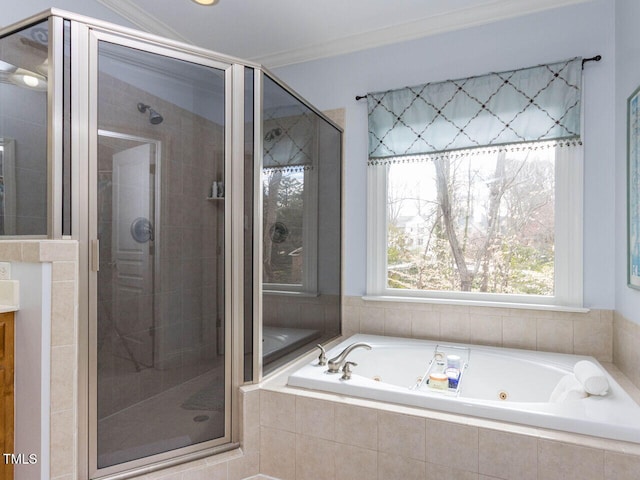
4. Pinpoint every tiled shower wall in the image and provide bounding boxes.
[97,71,224,418]
[263,293,340,335]
[0,65,48,235]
